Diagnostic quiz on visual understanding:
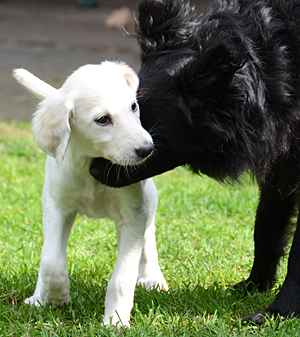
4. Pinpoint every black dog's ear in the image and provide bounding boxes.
[179,43,243,100]
[137,0,196,59]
